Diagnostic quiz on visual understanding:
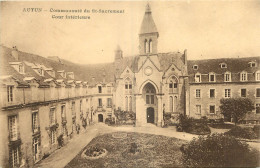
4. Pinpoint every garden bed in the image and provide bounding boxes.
[65,132,186,168]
